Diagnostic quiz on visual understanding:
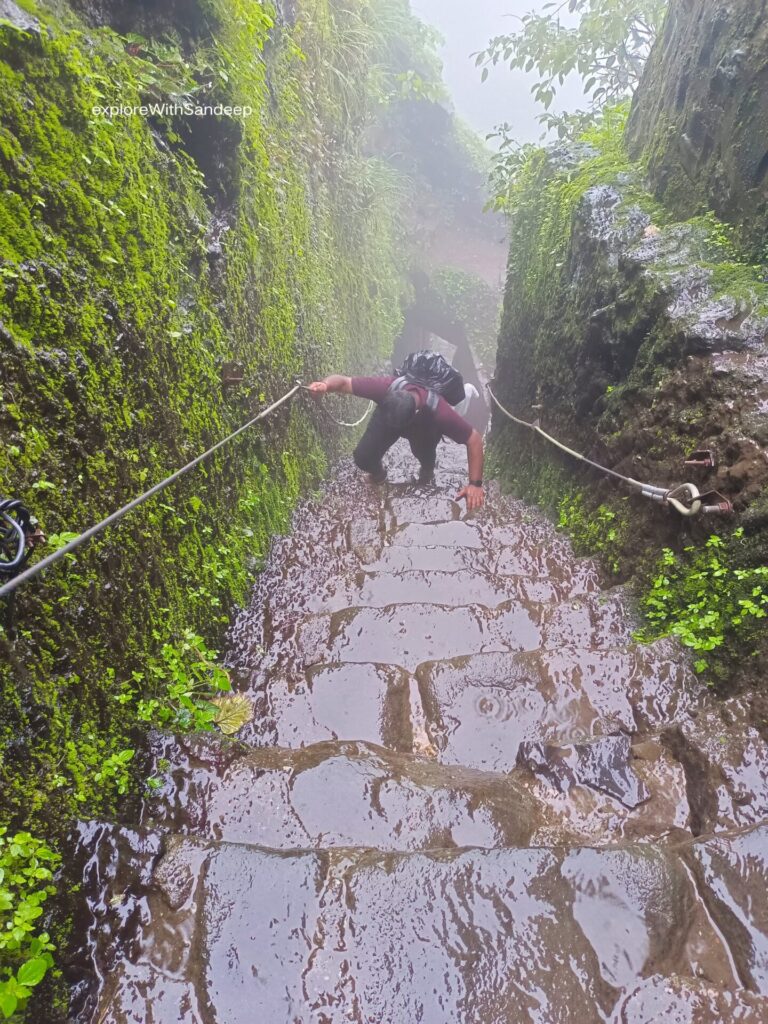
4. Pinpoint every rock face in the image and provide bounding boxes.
[70,445,768,1023]
[627,0,768,250]
[495,166,768,520]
